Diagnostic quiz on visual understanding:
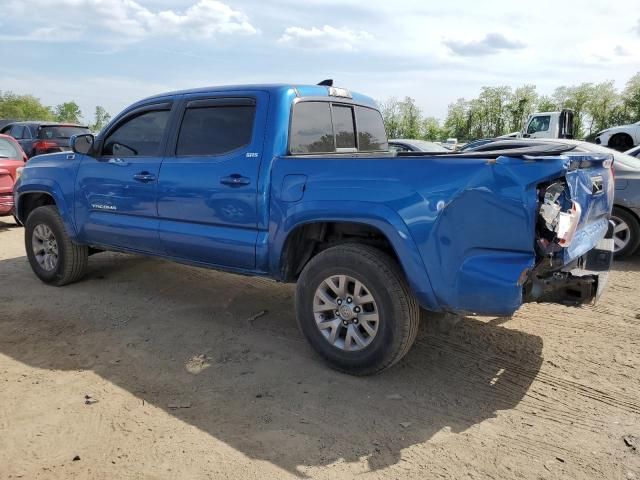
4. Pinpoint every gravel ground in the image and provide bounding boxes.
[0,218,639,480]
